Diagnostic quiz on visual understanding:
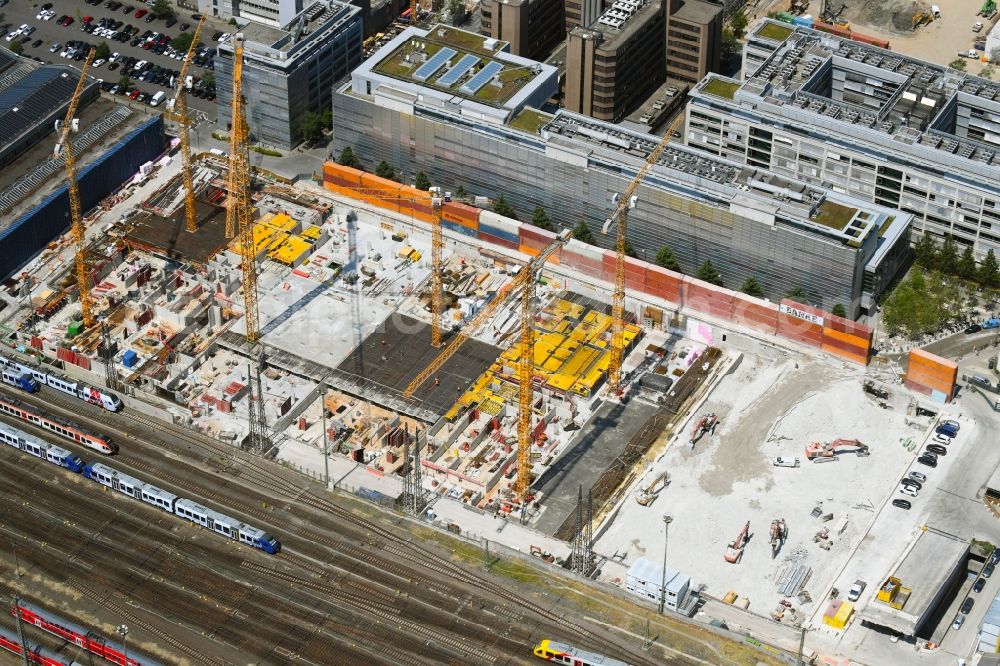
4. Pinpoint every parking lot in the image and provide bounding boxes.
[0,0,226,117]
